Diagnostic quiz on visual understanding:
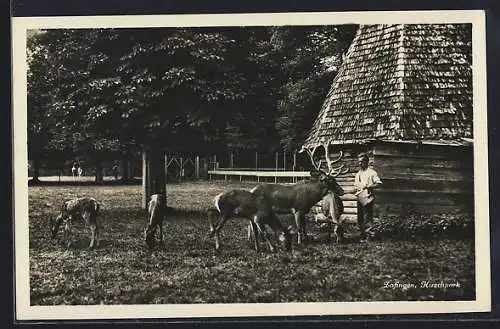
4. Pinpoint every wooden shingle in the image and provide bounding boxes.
[303,24,472,149]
